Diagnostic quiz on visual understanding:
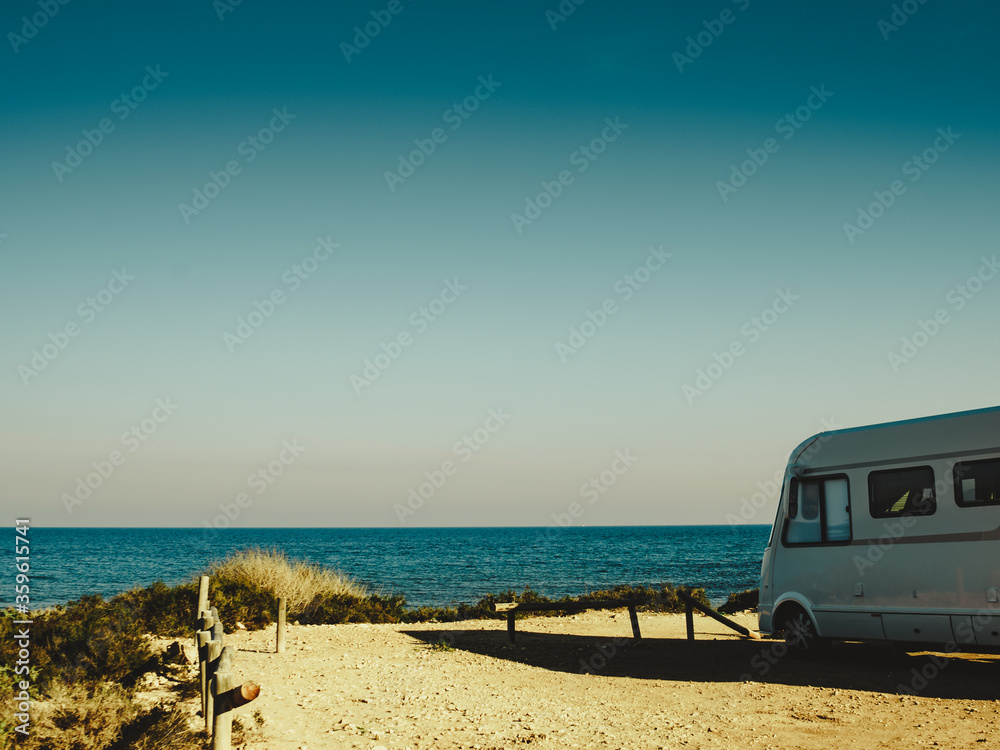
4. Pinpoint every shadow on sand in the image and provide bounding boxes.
[403,626,999,700]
